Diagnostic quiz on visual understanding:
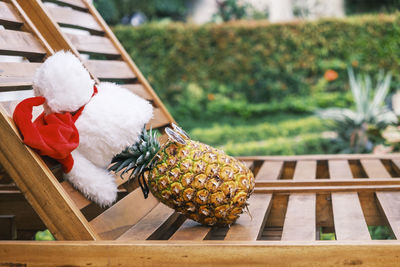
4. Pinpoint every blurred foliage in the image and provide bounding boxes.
[346,0,400,15]
[214,0,251,22]
[319,69,397,153]
[93,0,118,24]
[182,114,343,156]
[114,14,400,122]
[94,0,189,24]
